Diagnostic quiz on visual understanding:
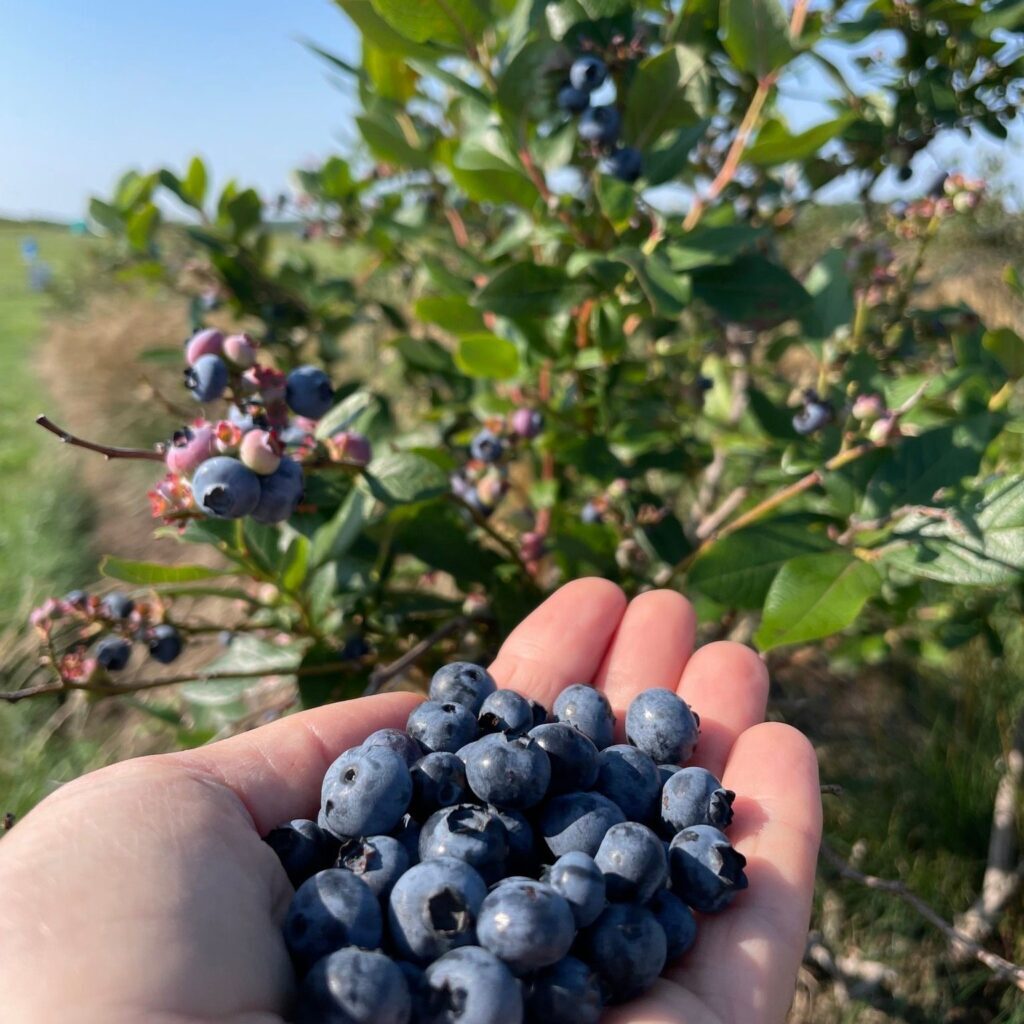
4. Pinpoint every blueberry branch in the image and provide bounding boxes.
[35,415,165,463]
[820,842,1024,992]
[364,615,469,696]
